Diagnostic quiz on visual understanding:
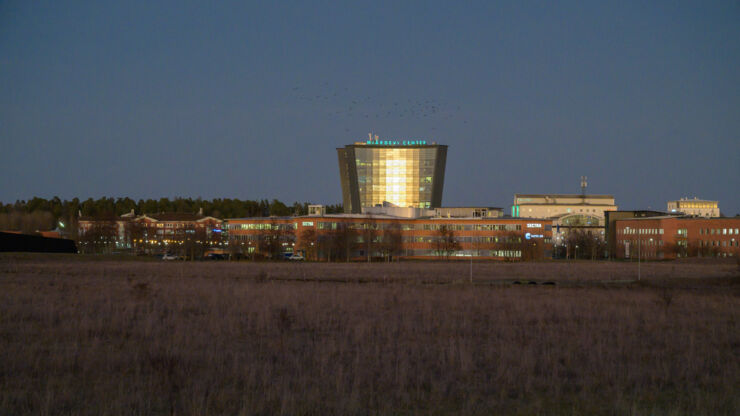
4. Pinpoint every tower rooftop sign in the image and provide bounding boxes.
[354,132,433,147]
[357,139,430,146]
